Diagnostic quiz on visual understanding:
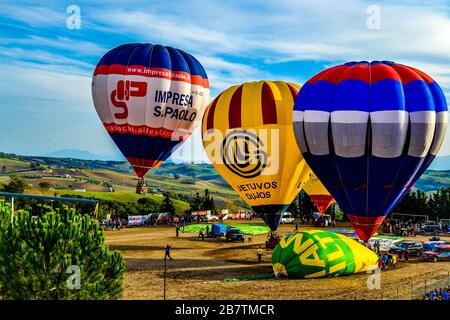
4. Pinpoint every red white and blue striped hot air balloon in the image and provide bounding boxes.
[92,44,210,193]
[293,61,448,240]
